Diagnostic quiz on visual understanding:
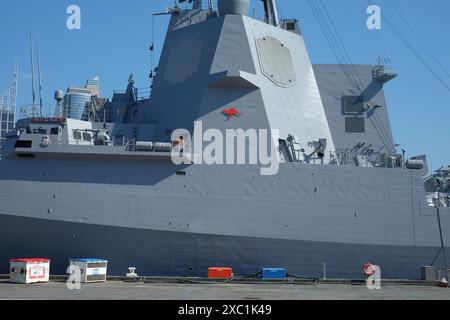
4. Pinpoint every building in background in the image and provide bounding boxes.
[0,64,18,159]
[63,87,94,120]
[85,76,100,96]
[81,96,109,122]
[62,76,101,120]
